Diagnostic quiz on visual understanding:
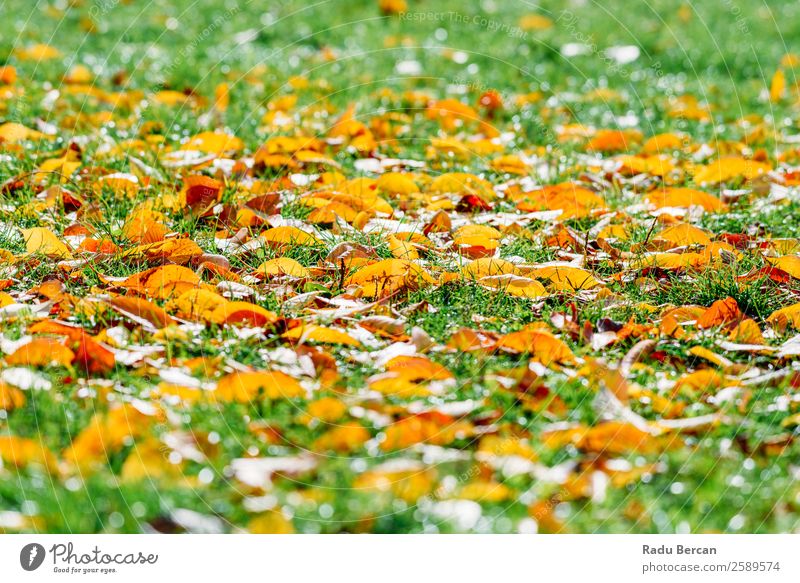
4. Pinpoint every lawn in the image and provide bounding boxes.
[0,0,799,533]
